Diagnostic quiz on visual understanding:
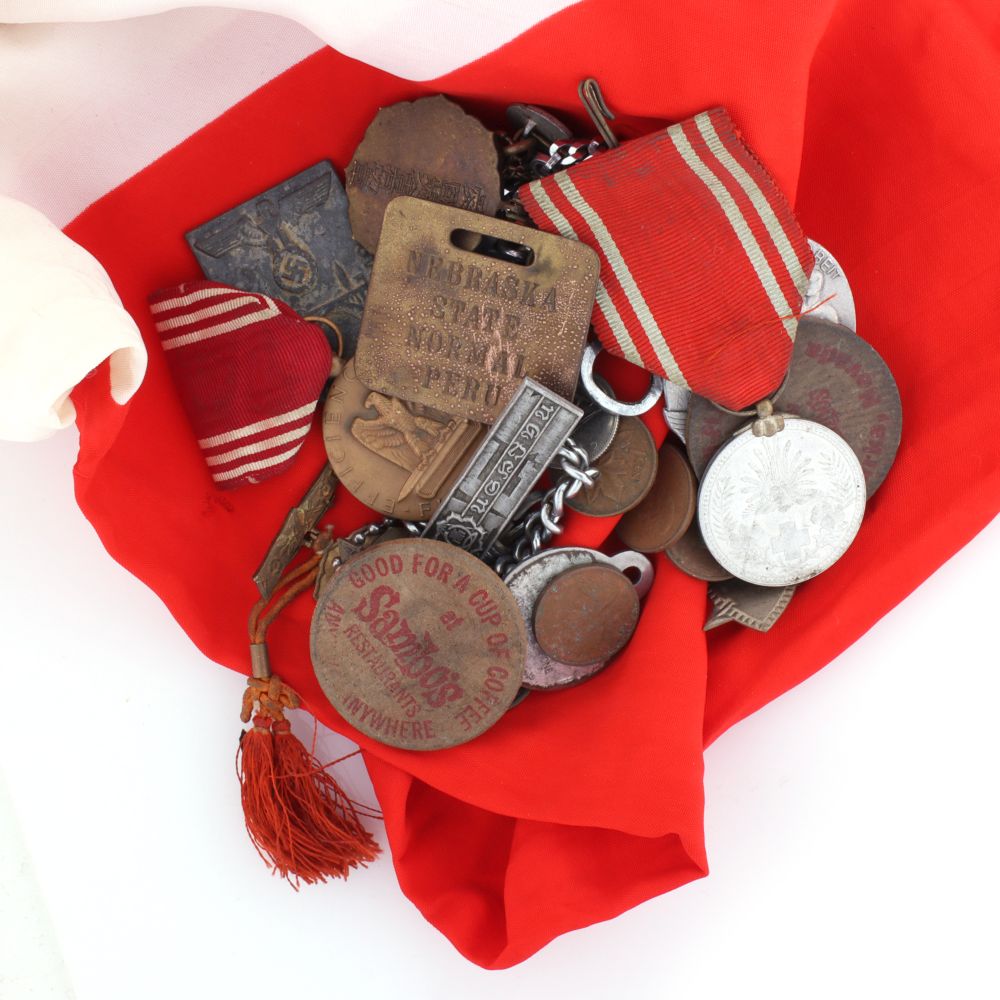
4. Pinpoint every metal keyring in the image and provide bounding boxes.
[579,342,662,416]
